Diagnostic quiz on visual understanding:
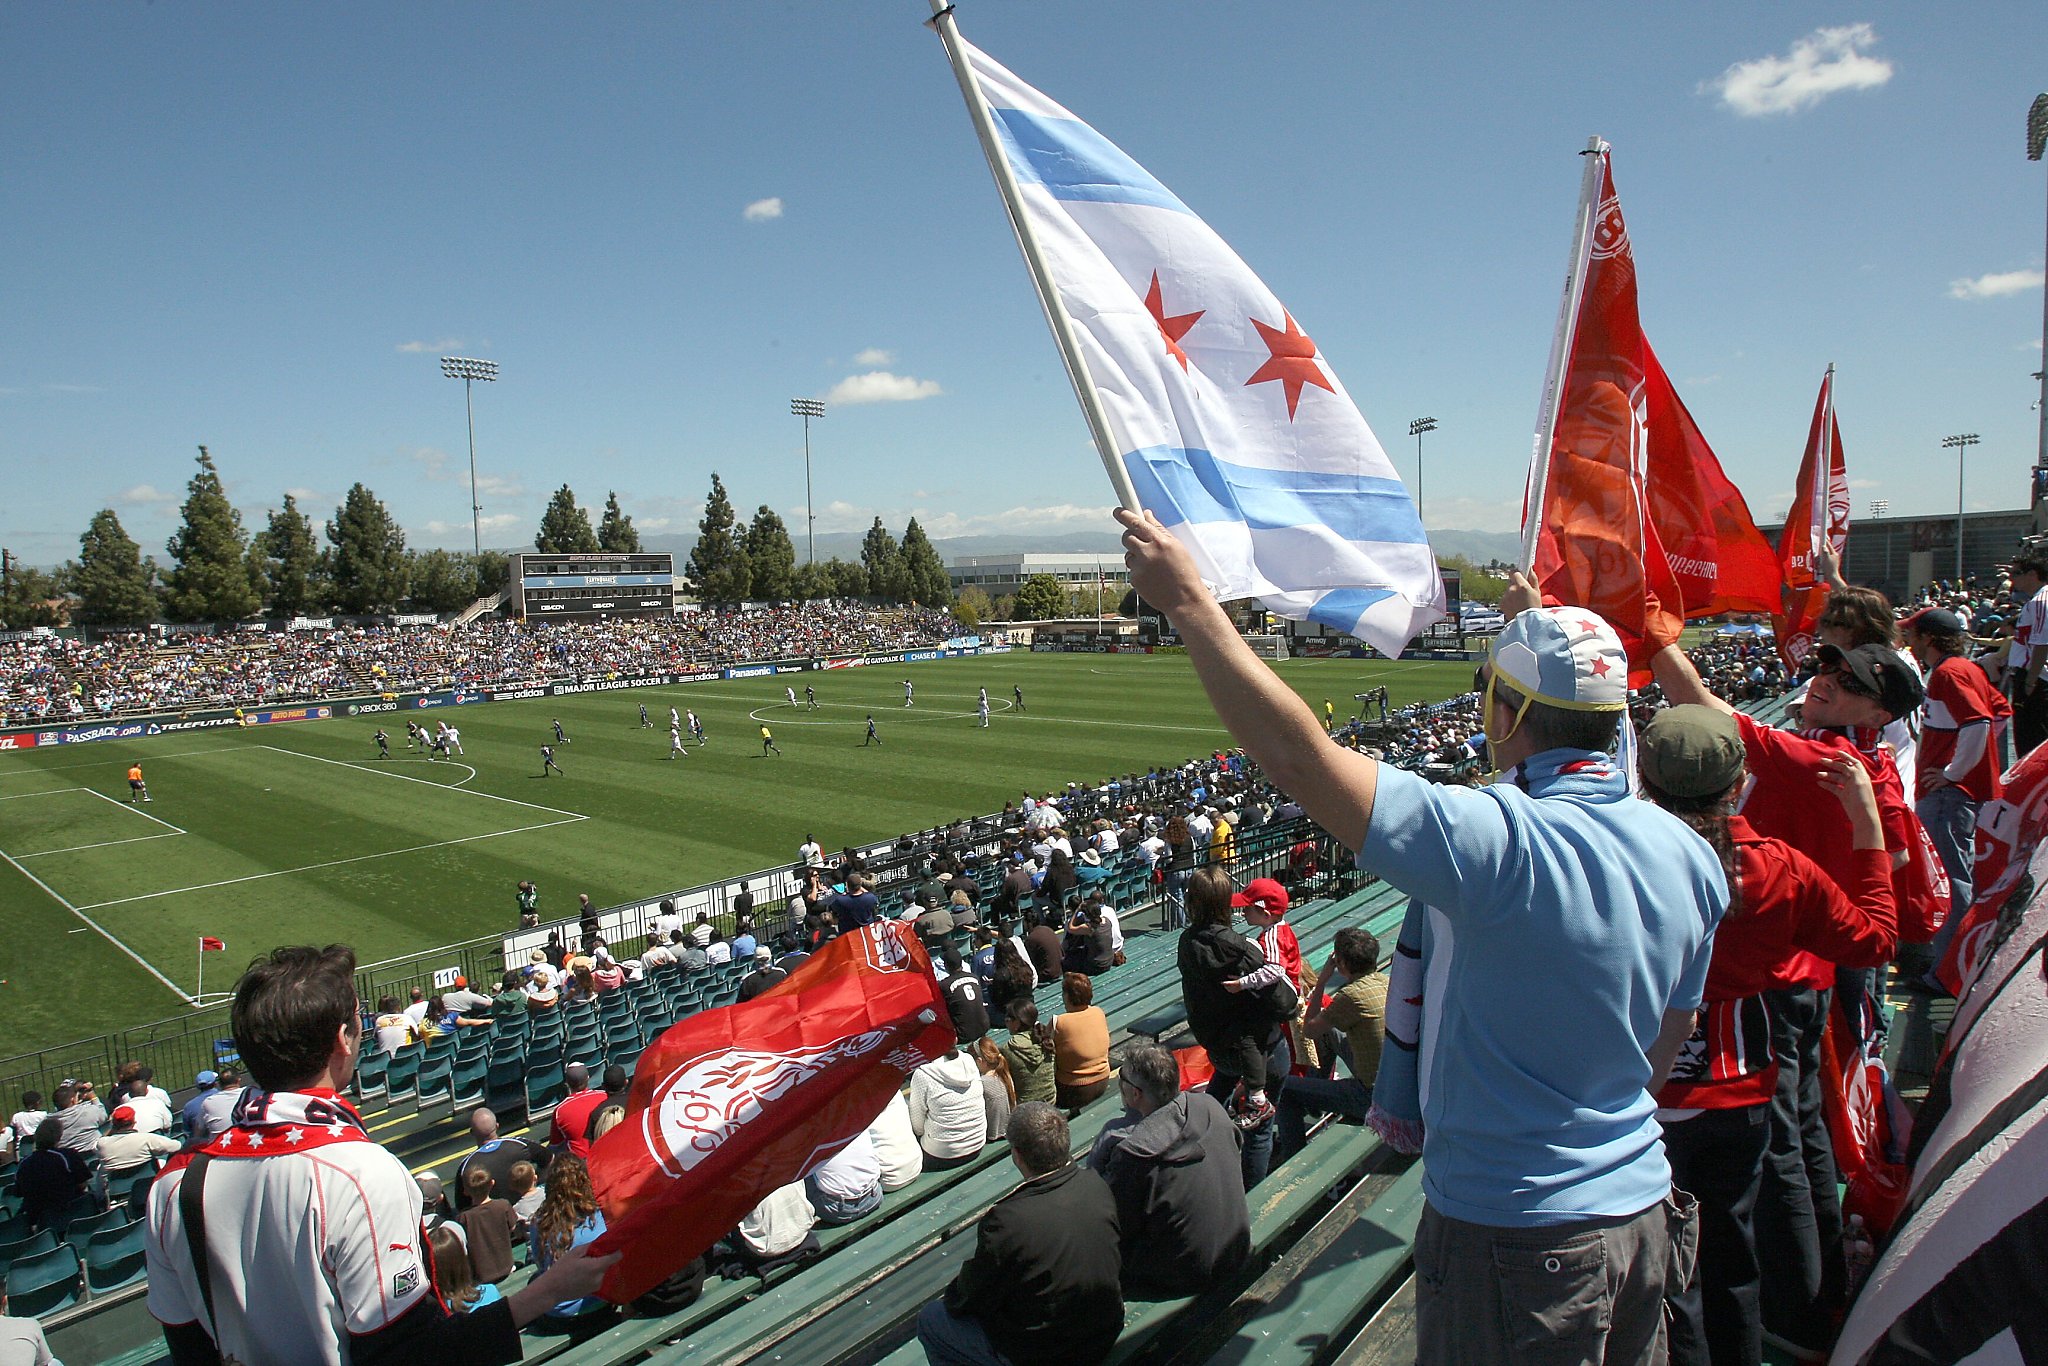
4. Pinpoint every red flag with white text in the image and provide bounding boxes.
[1773,369,1849,668]
[1640,344,1781,618]
[584,922,953,1303]
[1529,151,1685,677]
